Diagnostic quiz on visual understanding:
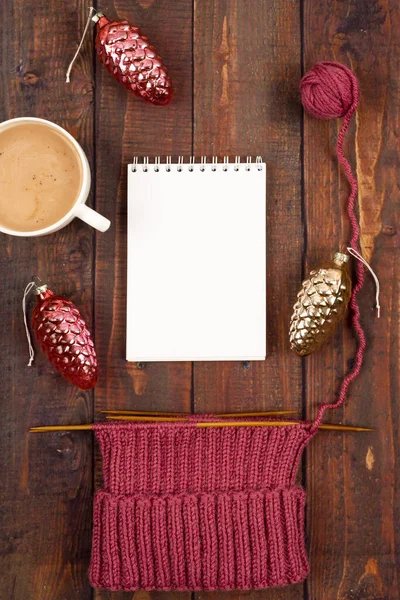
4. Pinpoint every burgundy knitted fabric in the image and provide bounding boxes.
[90,420,314,591]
